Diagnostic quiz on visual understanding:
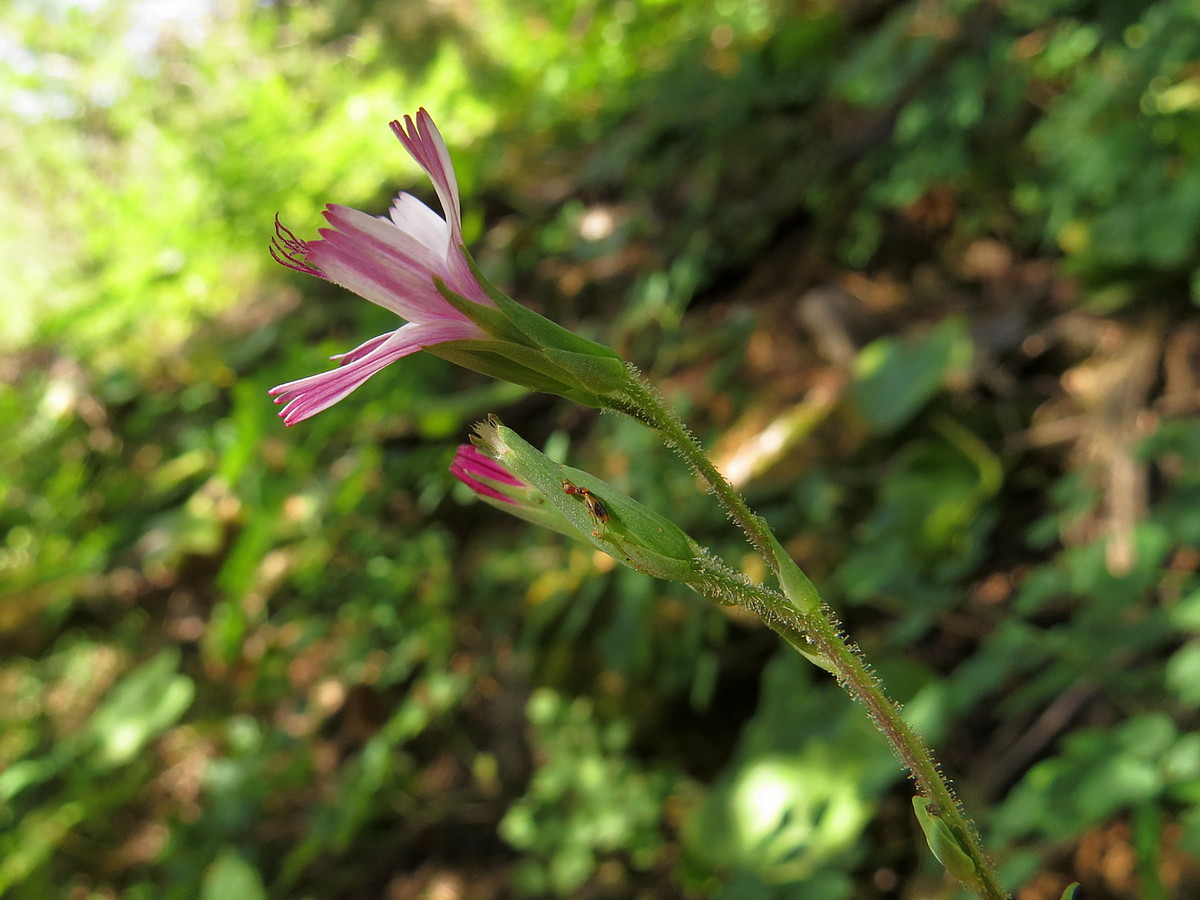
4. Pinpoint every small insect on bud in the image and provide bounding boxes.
[563,480,609,535]
[473,419,701,584]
